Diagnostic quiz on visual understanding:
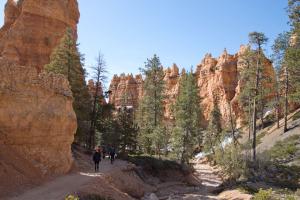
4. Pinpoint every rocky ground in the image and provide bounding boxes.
[1,146,252,200]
